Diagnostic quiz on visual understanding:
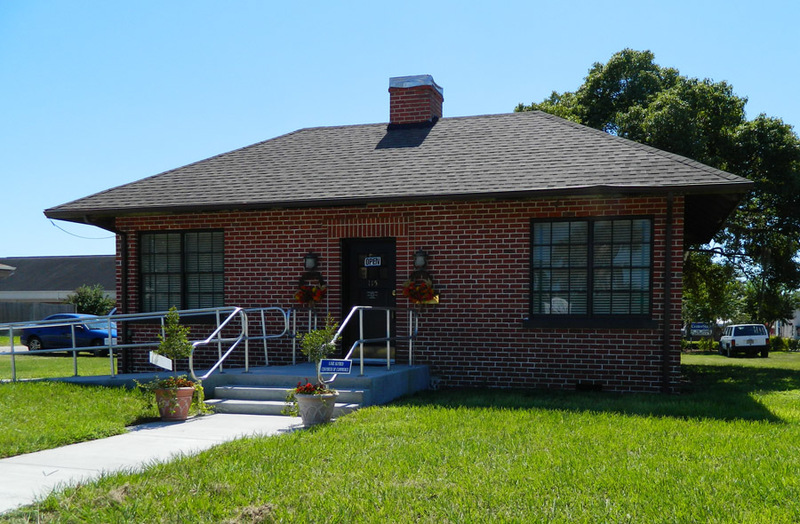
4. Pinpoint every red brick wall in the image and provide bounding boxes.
[115,194,684,393]
[389,84,443,124]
